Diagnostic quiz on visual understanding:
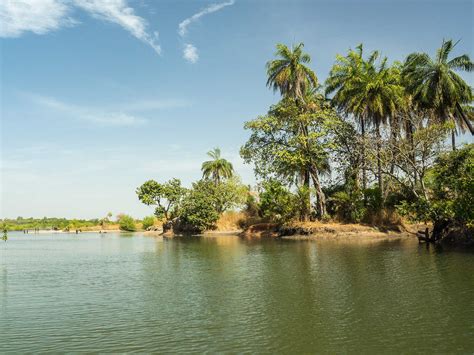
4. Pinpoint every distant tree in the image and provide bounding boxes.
[119,215,137,232]
[136,178,186,220]
[201,148,234,184]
